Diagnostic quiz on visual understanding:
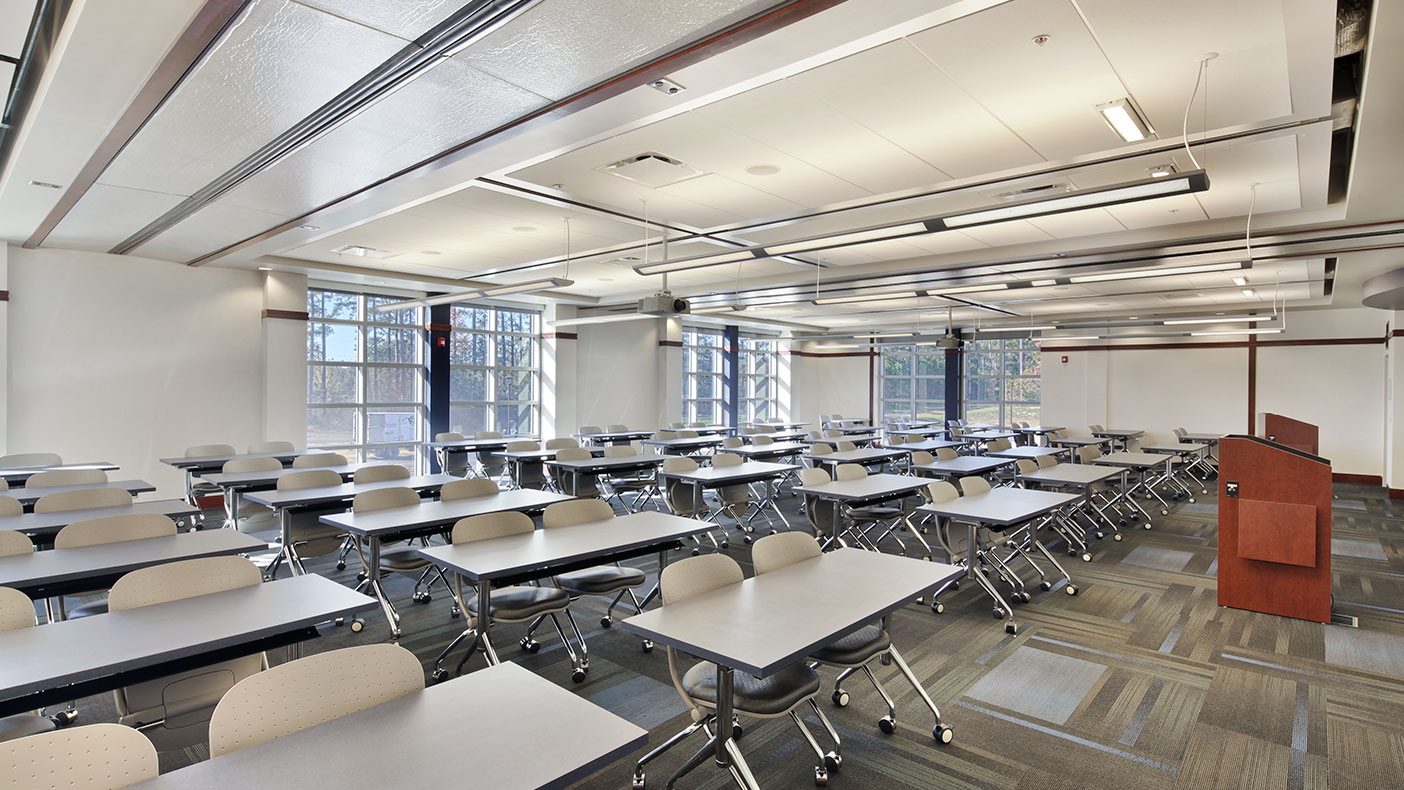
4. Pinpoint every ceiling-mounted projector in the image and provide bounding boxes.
[638,294,691,314]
